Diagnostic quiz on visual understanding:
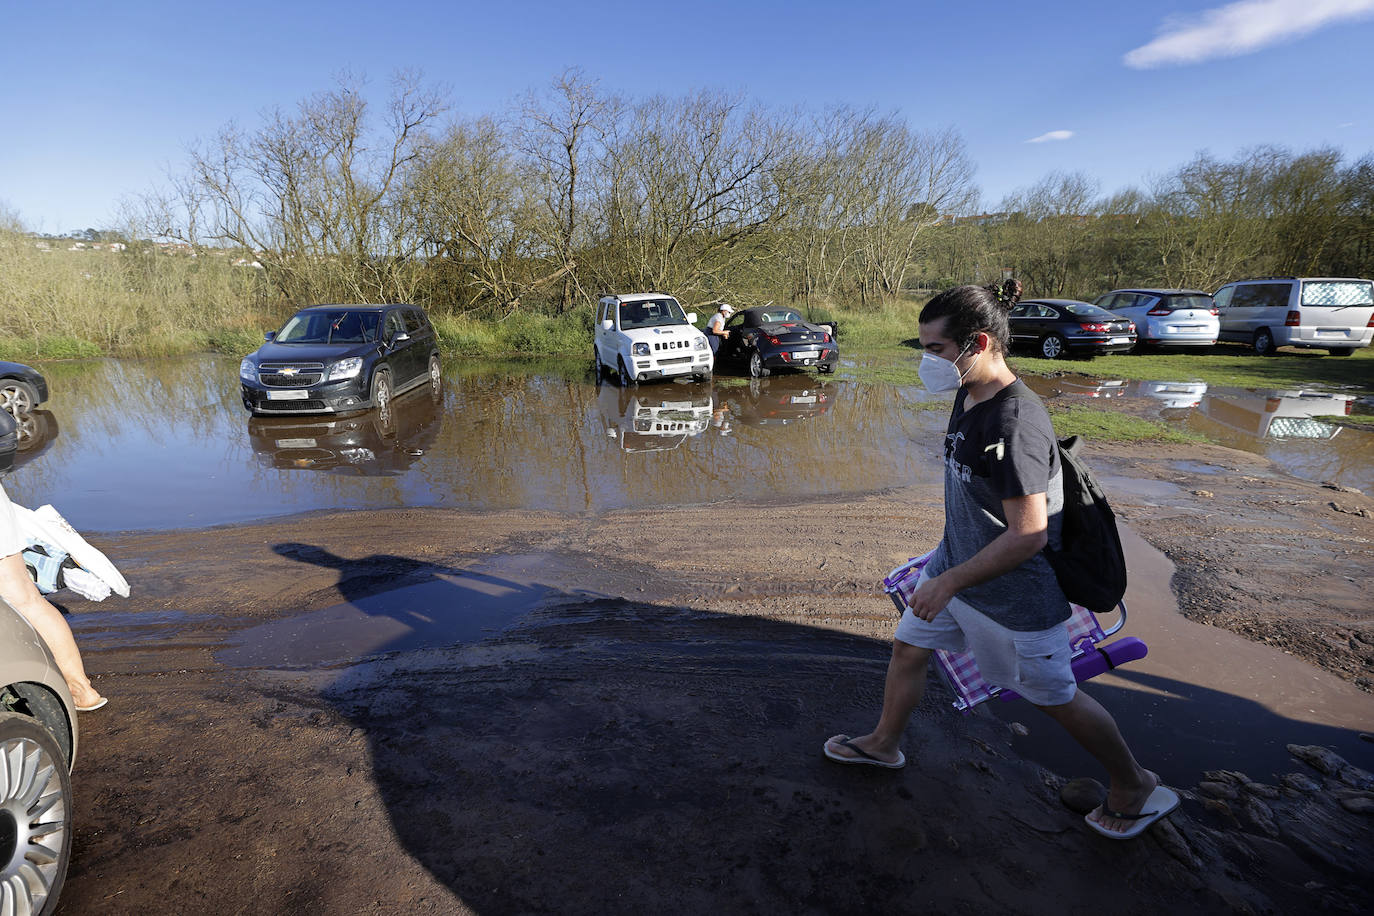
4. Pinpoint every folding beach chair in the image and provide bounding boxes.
[882,551,1147,713]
